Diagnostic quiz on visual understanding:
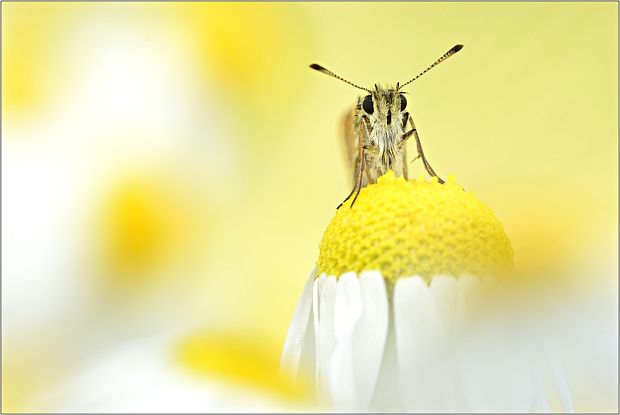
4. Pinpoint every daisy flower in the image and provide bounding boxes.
[281,171,573,412]
[36,331,313,412]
